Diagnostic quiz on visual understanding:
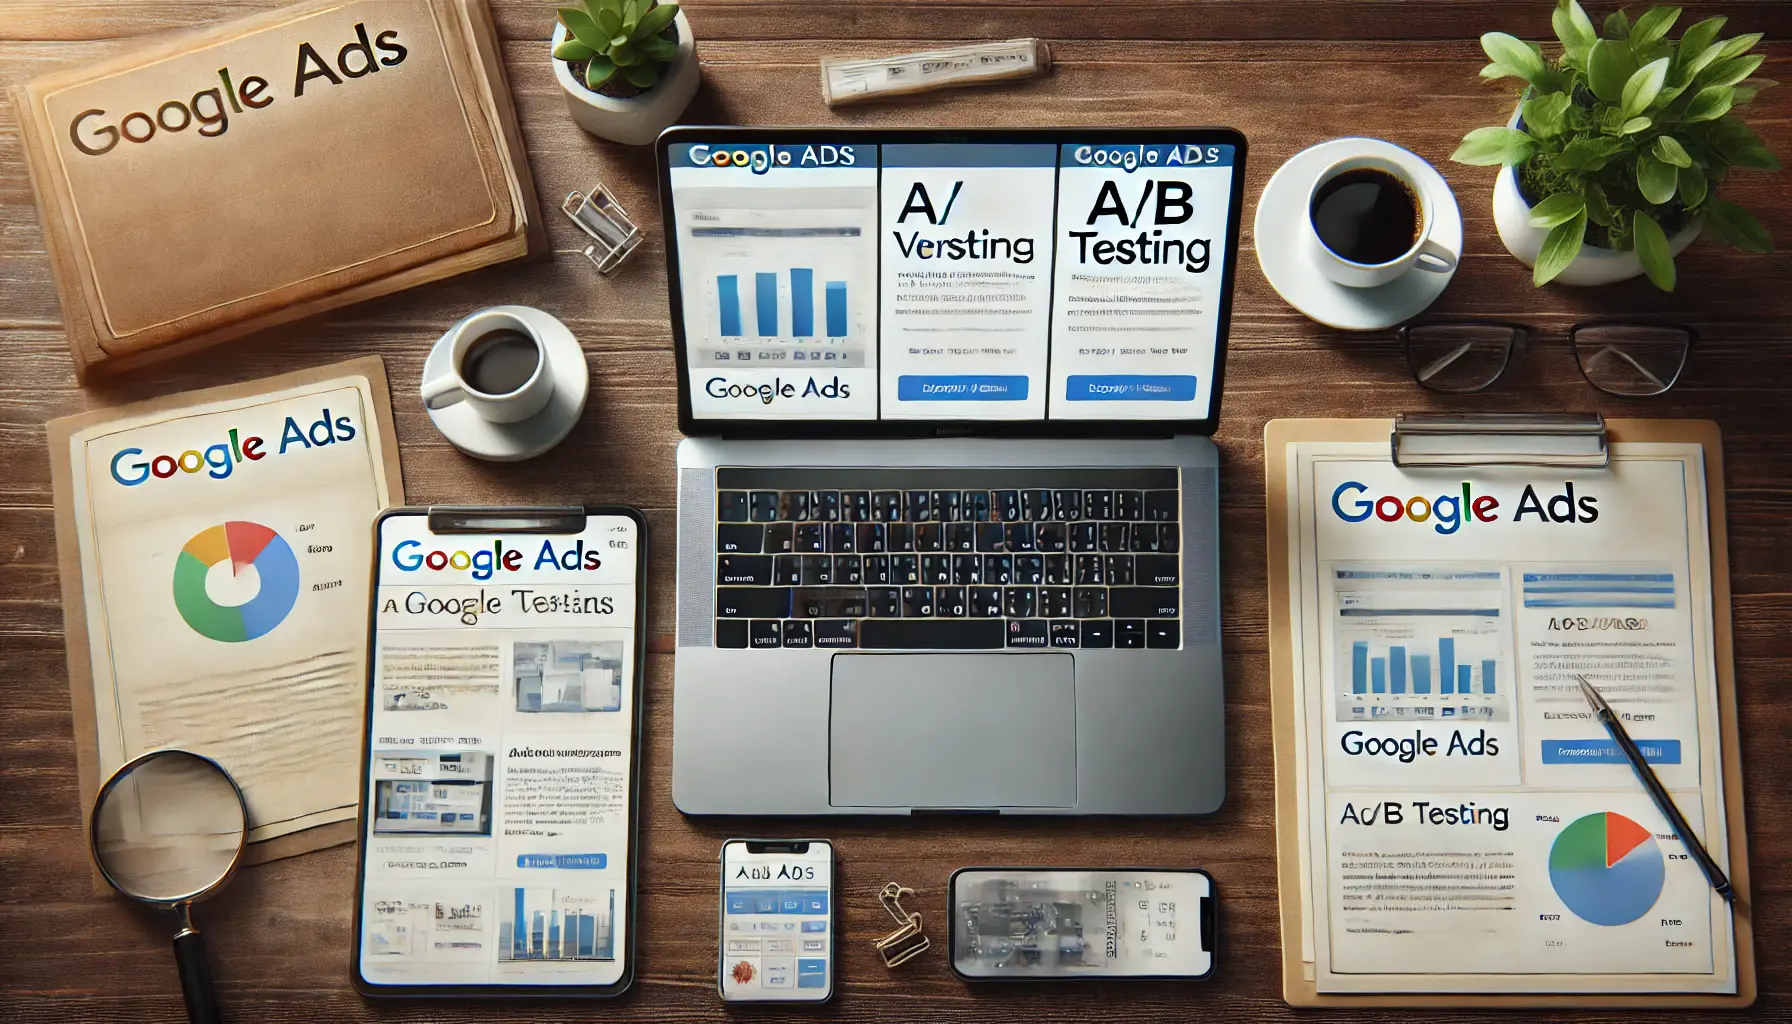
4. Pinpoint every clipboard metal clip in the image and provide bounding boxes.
[1392,412,1609,470]
[562,184,643,275]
